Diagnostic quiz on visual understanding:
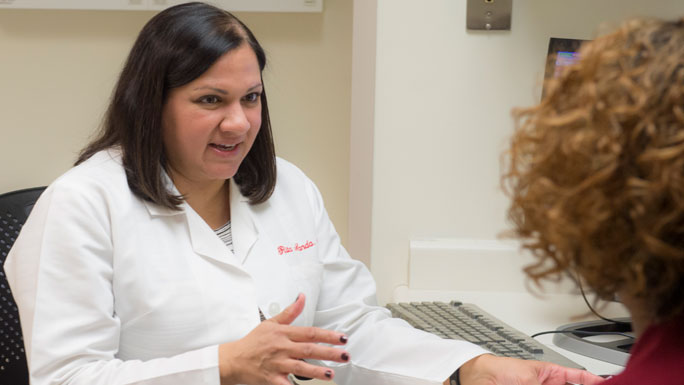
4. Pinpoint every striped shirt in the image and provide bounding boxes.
[214,221,233,253]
